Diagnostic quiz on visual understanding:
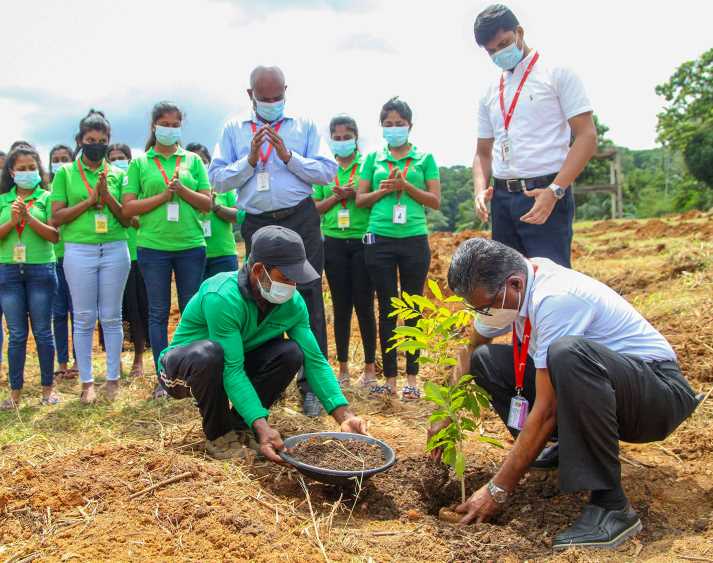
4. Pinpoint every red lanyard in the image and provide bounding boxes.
[511,263,538,392]
[154,155,182,185]
[250,121,284,165]
[499,51,539,132]
[76,159,107,196]
[334,164,358,208]
[15,199,36,237]
[387,158,412,202]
